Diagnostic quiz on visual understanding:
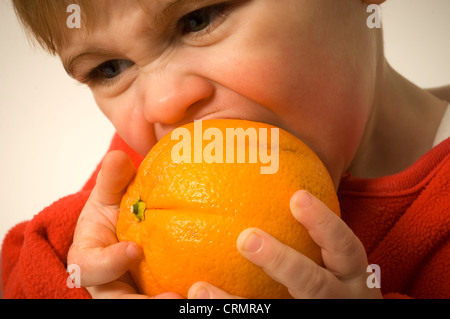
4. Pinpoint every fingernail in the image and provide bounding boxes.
[194,287,211,299]
[295,190,313,208]
[126,243,141,260]
[242,232,263,253]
